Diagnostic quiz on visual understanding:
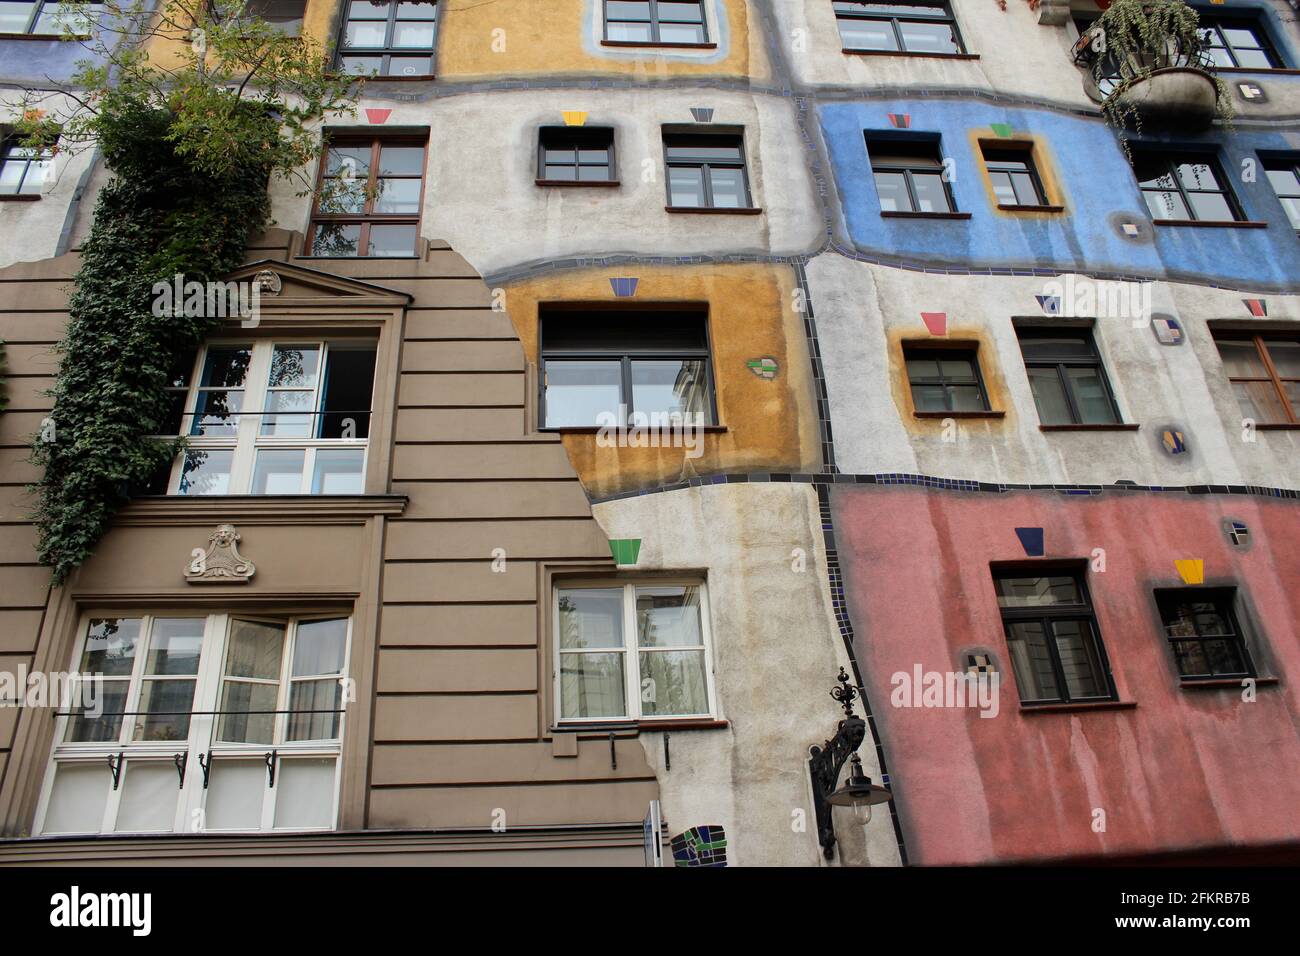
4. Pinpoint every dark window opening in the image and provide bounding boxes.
[1016,327,1121,426]
[1156,588,1255,680]
[903,344,989,412]
[538,127,616,183]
